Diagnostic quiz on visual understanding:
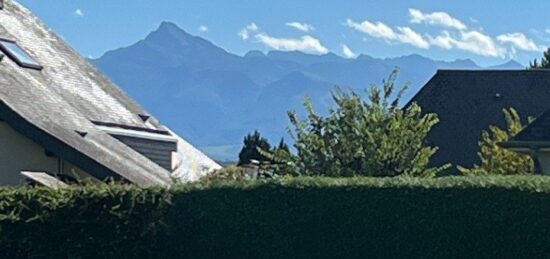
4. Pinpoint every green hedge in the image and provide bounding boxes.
[2,176,550,258]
